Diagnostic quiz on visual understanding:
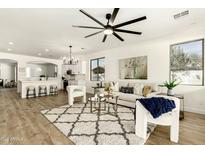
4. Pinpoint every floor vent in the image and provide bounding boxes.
[173,10,189,20]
